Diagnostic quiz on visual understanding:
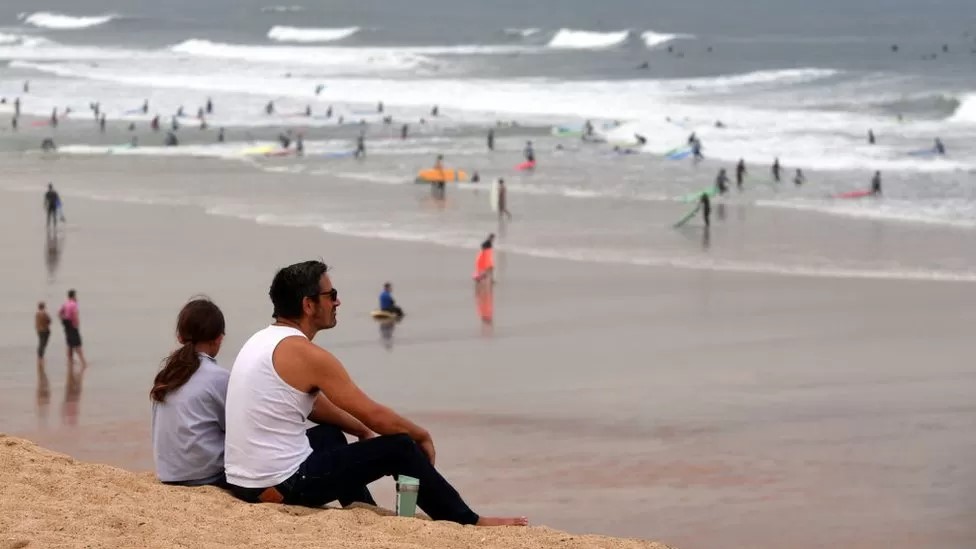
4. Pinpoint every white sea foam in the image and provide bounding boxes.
[949,93,976,124]
[547,29,630,49]
[20,12,116,30]
[267,26,360,43]
[0,32,49,47]
[503,28,541,38]
[640,30,693,48]
[260,5,305,13]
